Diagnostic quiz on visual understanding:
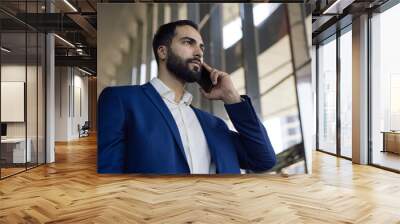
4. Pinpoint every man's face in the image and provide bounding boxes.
[165,25,205,83]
